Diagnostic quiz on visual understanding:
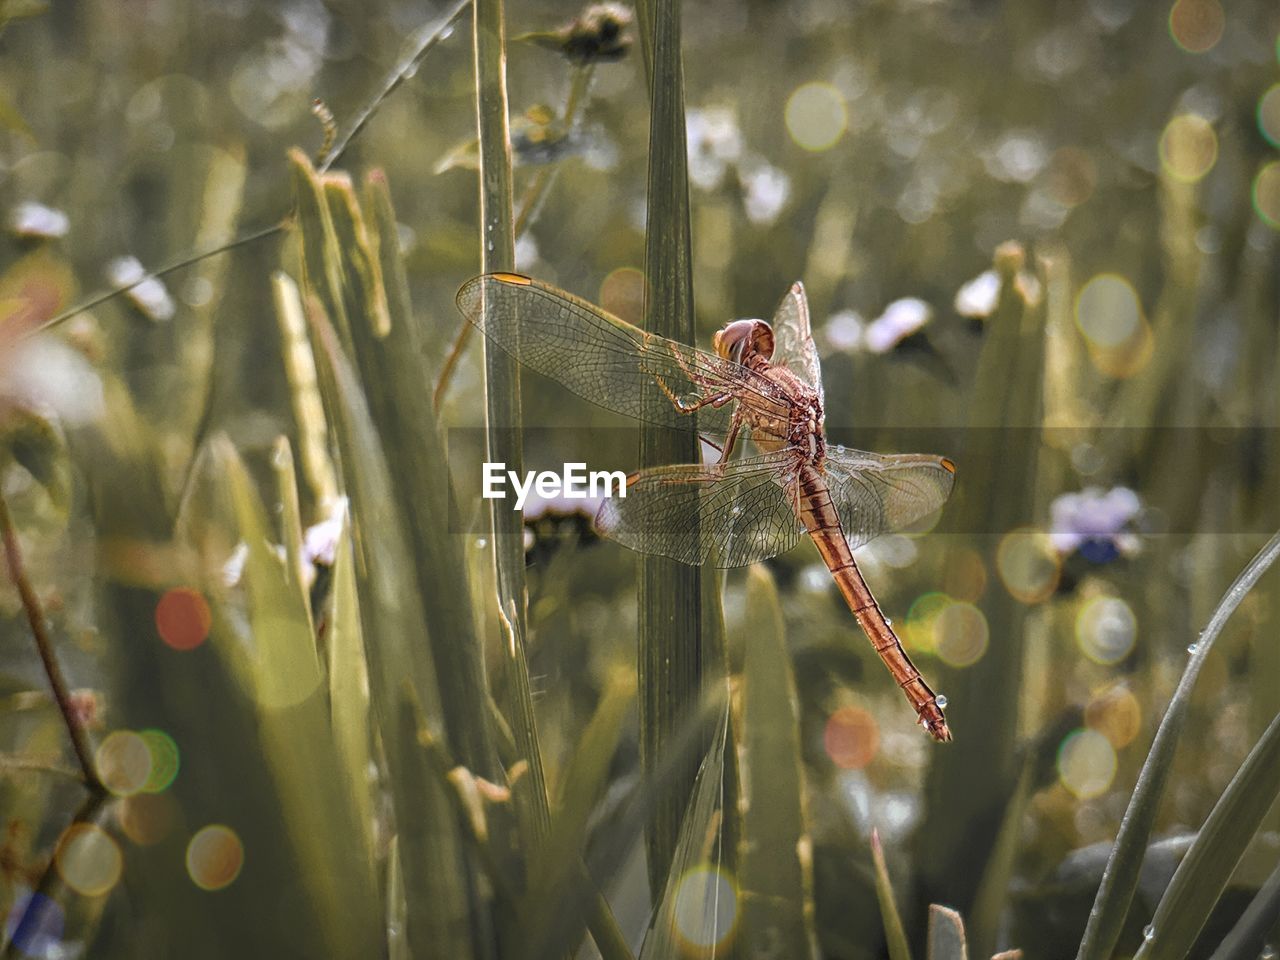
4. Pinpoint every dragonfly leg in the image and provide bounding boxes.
[652,372,729,414]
